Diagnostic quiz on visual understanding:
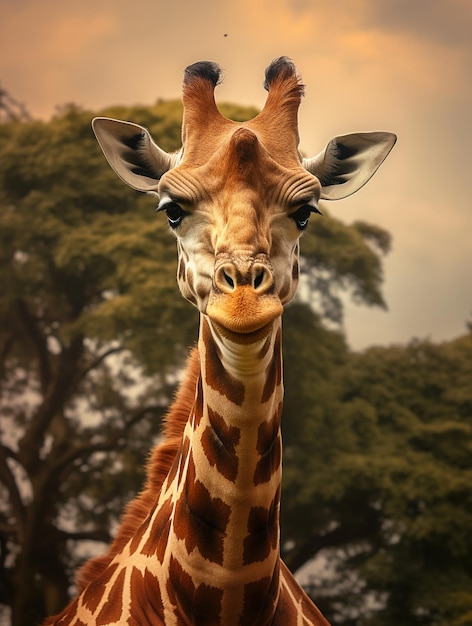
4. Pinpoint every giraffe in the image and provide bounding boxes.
[45,57,395,625]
